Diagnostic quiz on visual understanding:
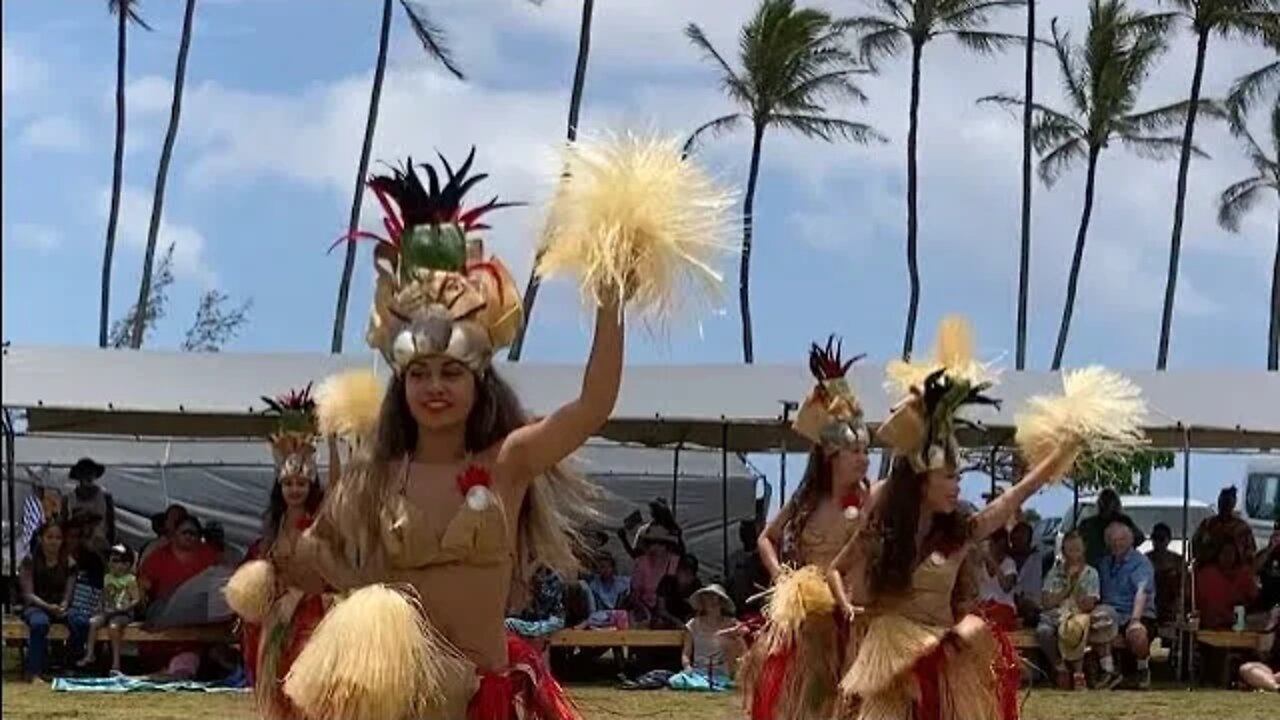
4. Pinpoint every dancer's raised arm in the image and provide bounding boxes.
[500,302,622,481]
[970,442,1077,540]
